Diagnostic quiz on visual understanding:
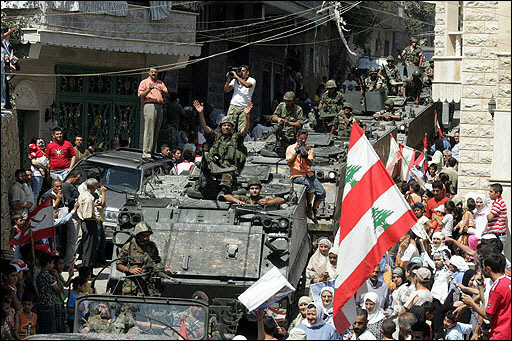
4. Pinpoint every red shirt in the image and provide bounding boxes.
[46,140,76,171]
[425,196,450,218]
[486,275,511,340]
[488,196,507,233]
